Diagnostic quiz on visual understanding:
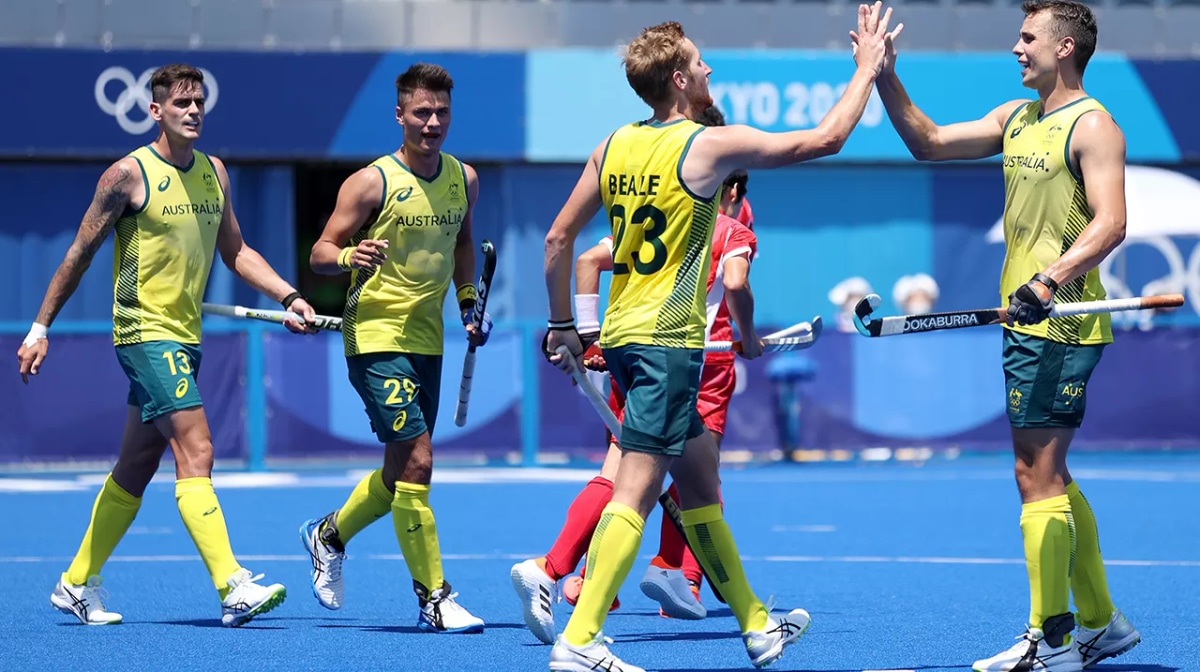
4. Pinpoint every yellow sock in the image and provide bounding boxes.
[391,482,444,596]
[1066,481,1115,628]
[333,469,393,543]
[683,504,769,633]
[64,474,141,585]
[1021,494,1076,628]
[176,477,242,597]
[563,502,644,647]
